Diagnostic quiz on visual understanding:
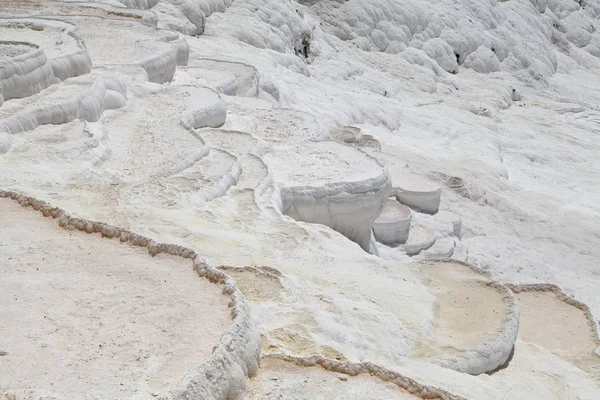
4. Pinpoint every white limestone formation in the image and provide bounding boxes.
[419,237,456,260]
[434,210,462,239]
[391,170,442,214]
[450,239,469,263]
[152,0,234,36]
[268,141,390,252]
[411,210,462,242]
[0,72,126,153]
[2,1,600,399]
[57,15,188,83]
[190,58,260,97]
[176,66,238,95]
[373,198,412,246]
[403,225,436,256]
[119,0,161,8]
[0,41,55,105]
[0,18,92,105]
